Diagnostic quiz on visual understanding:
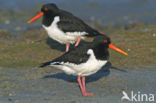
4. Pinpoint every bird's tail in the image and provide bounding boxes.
[40,61,52,68]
